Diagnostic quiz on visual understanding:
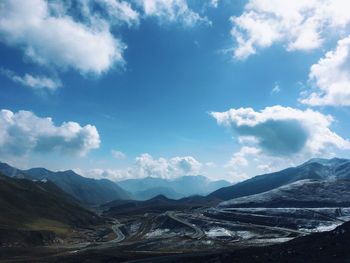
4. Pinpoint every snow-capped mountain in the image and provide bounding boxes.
[219,179,350,208]
[210,158,350,201]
